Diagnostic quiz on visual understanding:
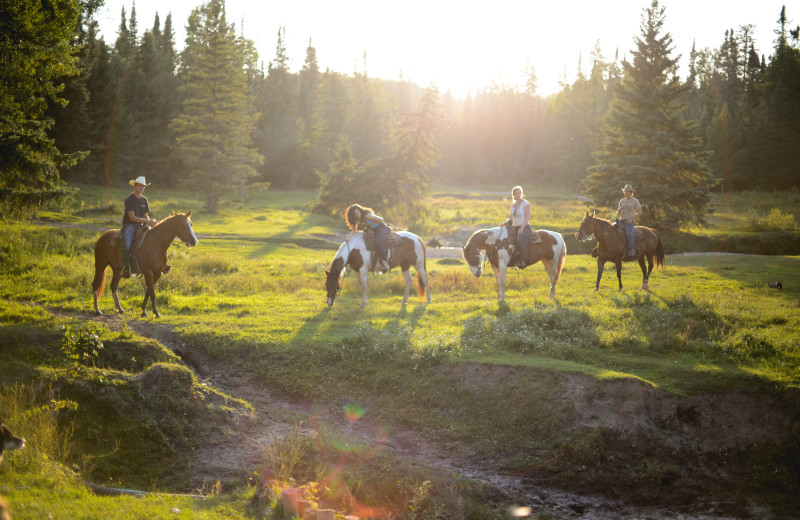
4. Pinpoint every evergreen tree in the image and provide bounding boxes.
[308,136,371,217]
[127,13,180,187]
[751,6,800,189]
[384,86,443,223]
[0,0,86,216]
[256,26,301,188]
[584,0,716,228]
[170,0,263,212]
